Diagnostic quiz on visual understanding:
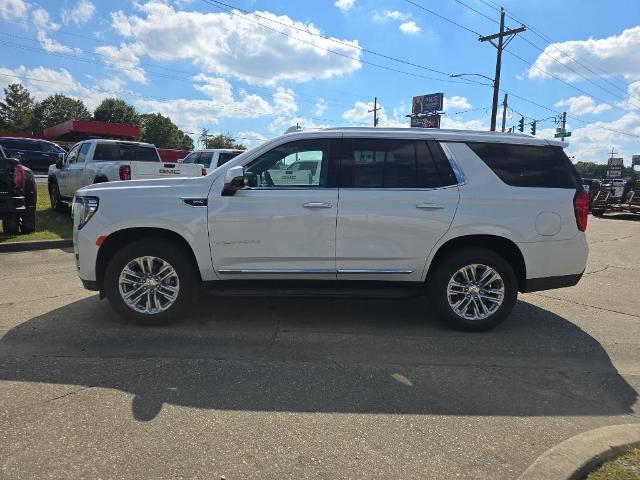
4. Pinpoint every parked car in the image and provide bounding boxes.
[0,137,66,173]
[48,139,206,211]
[0,145,37,234]
[72,128,588,331]
[181,149,245,174]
